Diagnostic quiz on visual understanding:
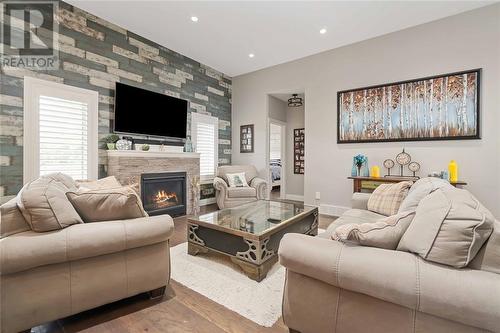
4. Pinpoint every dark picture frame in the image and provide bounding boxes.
[240,124,254,153]
[293,128,305,174]
[337,69,481,143]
